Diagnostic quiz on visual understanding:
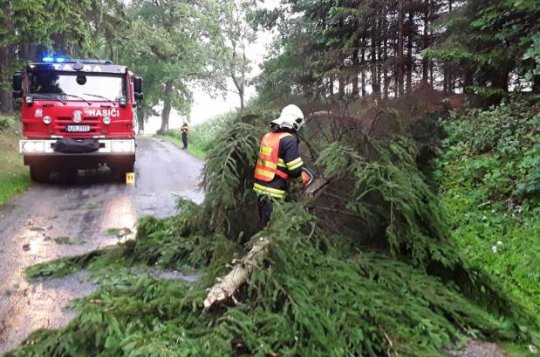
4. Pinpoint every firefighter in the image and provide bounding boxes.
[181,122,189,149]
[253,104,314,226]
